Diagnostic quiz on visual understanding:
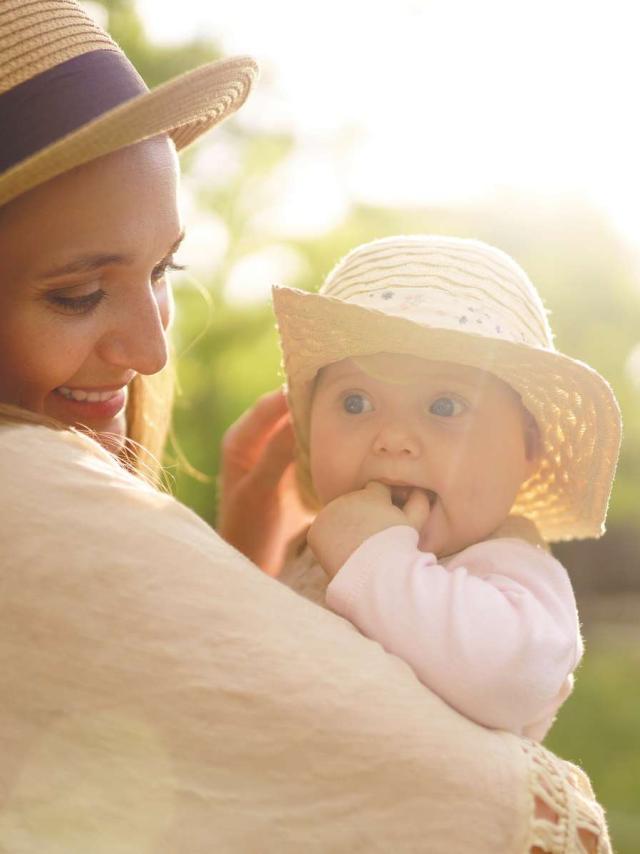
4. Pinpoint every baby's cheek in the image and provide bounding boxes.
[310,459,343,506]
[448,485,504,546]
